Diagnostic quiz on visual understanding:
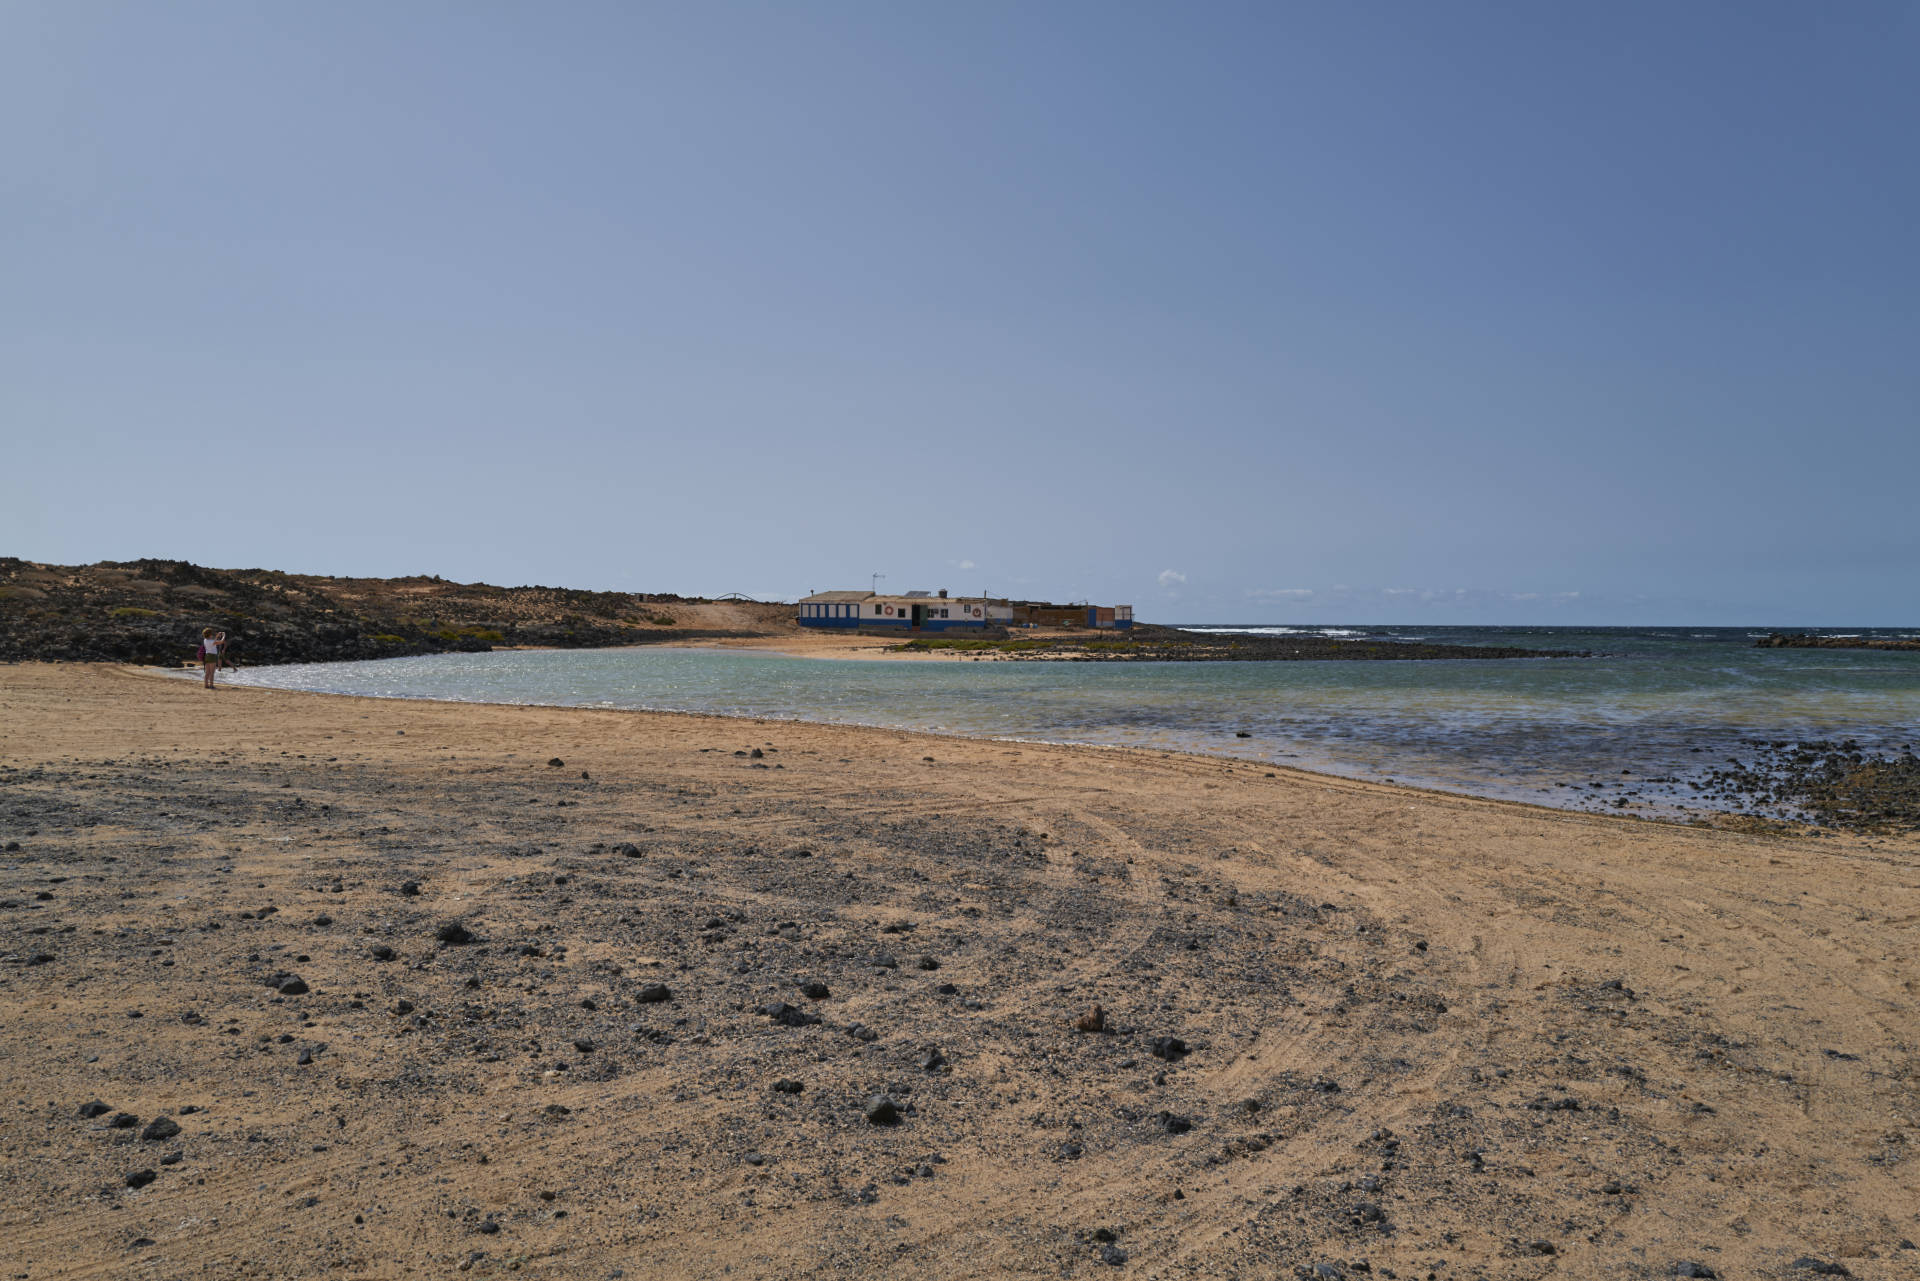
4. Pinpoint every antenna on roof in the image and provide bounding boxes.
[871,572,885,594]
